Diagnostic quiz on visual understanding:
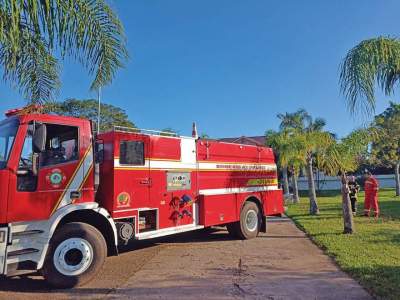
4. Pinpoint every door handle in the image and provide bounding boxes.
[70,191,81,199]
[140,179,151,185]
[16,169,29,176]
